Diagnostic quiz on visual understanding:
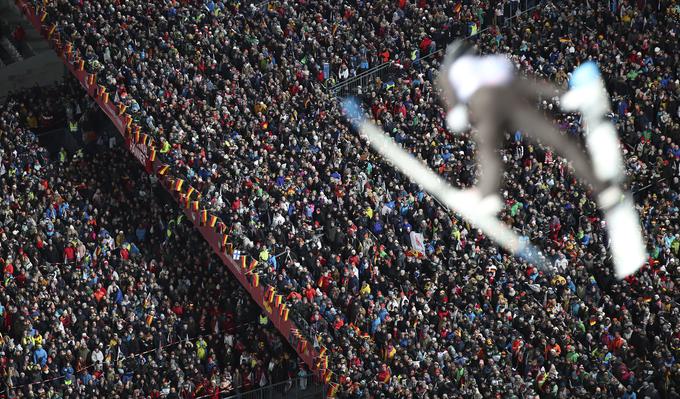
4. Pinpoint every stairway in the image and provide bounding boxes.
[0,0,64,98]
